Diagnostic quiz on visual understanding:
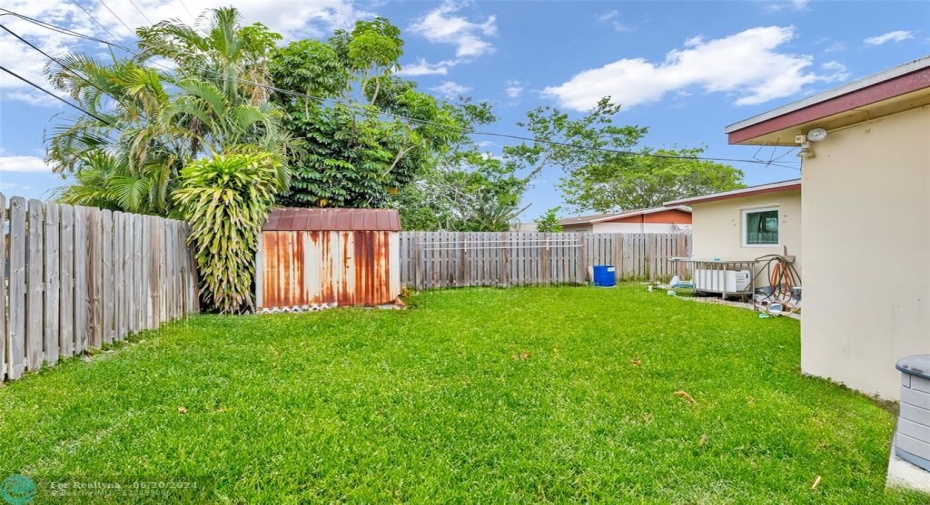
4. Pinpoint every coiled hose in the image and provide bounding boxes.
[753,254,801,310]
